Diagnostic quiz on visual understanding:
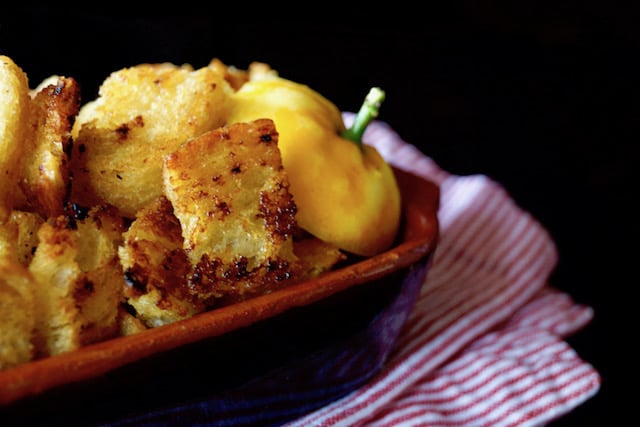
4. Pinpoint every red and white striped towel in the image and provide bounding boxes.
[285,115,601,426]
